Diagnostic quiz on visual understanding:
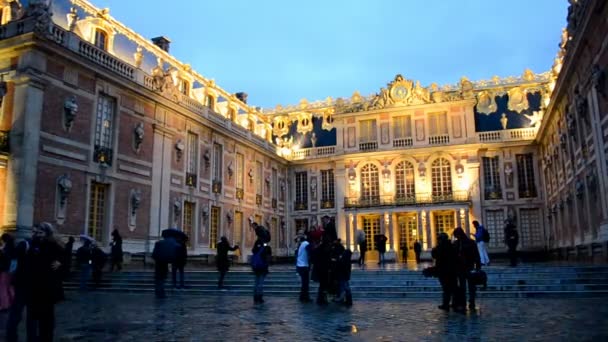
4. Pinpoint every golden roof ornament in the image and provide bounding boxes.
[351,91,362,103]
[476,90,497,115]
[522,69,535,82]
[507,87,529,113]
[299,98,309,109]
